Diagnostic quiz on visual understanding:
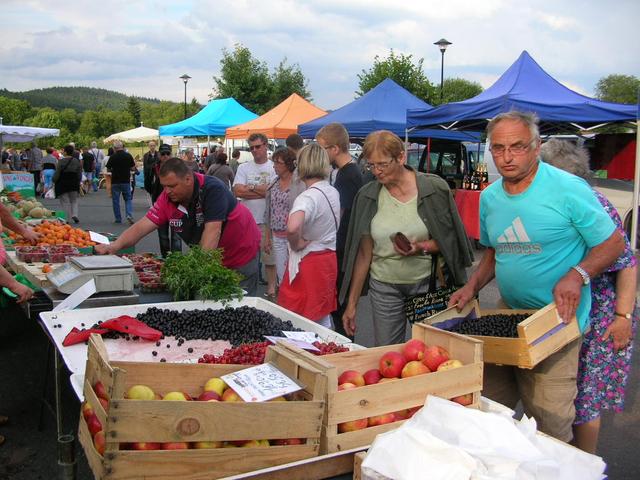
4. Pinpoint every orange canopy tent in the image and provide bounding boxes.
[225,93,326,139]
